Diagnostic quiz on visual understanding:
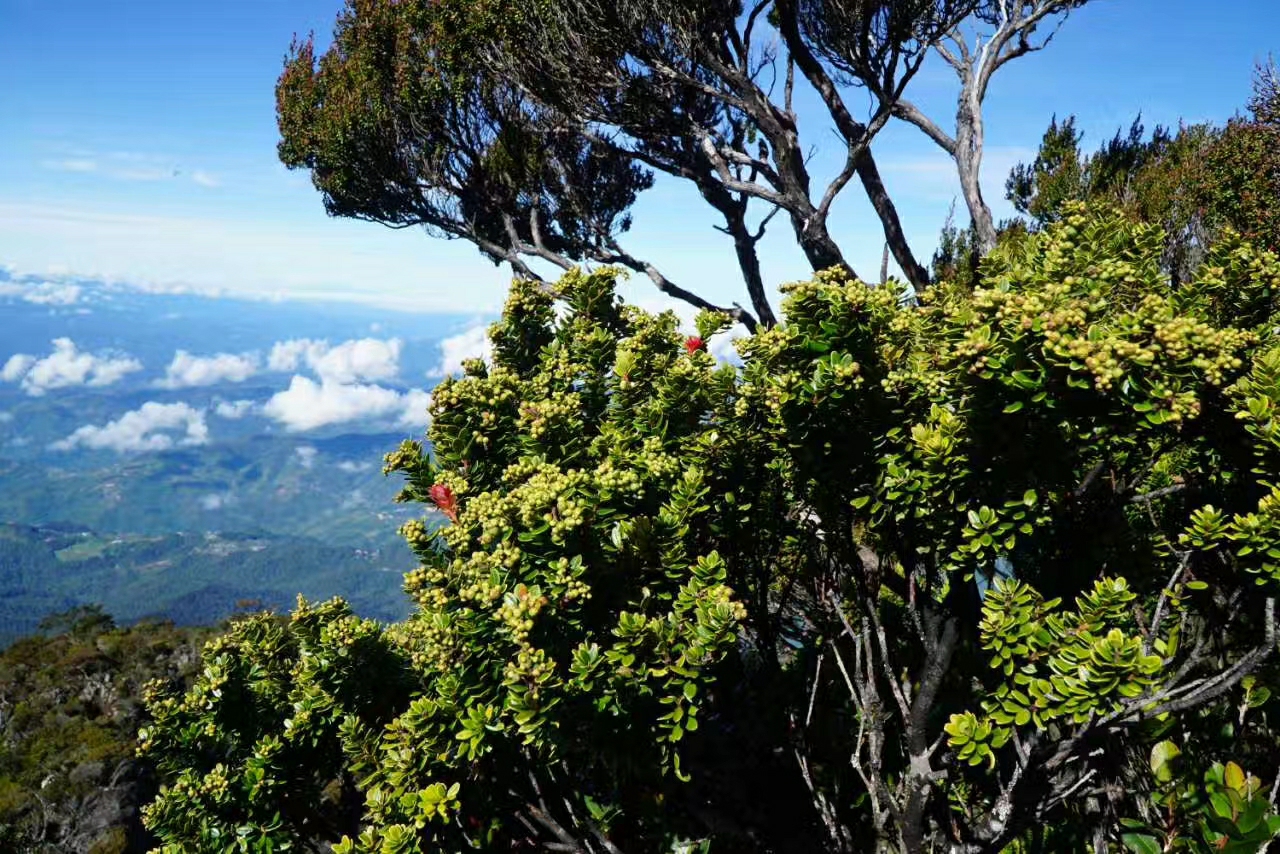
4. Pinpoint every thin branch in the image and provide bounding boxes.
[867,606,912,724]
[806,652,824,728]
[1131,483,1186,504]
[597,239,759,332]
[1146,554,1190,656]
[502,213,574,271]
[751,203,782,241]
[1072,460,1107,499]
[815,148,859,223]
[891,98,958,154]
[698,134,792,207]
[934,38,966,76]
[711,142,783,189]
[1043,767,1097,813]
[743,0,771,51]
